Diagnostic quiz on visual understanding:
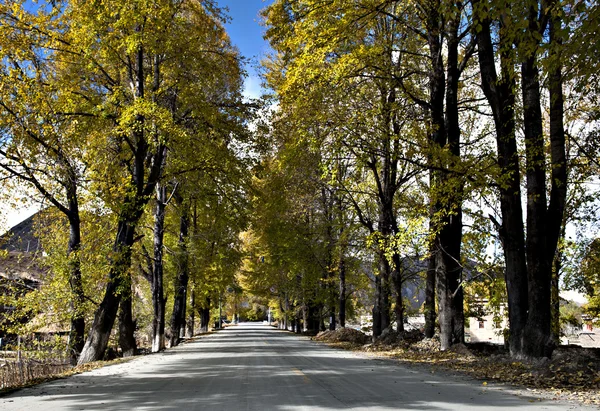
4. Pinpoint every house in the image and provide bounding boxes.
[561,314,600,348]
[0,214,47,343]
[465,300,507,345]
[1,213,42,253]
